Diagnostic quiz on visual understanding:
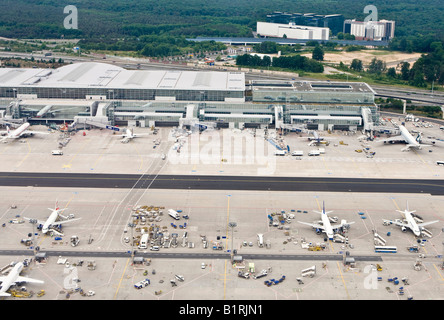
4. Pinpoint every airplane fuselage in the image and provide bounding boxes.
[321,213,334,240]
[9,123,31,139]
[403,211,421,236]
[399,125,421,148]
[0,262,24,295]
[42,210,60,234]
[36,105,52,118]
